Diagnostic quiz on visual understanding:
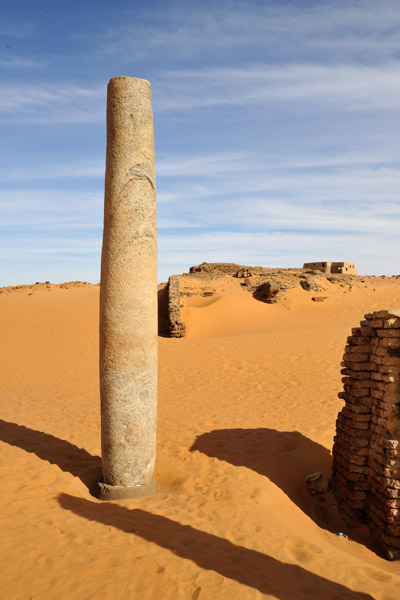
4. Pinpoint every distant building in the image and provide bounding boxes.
[303,261,357,275]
